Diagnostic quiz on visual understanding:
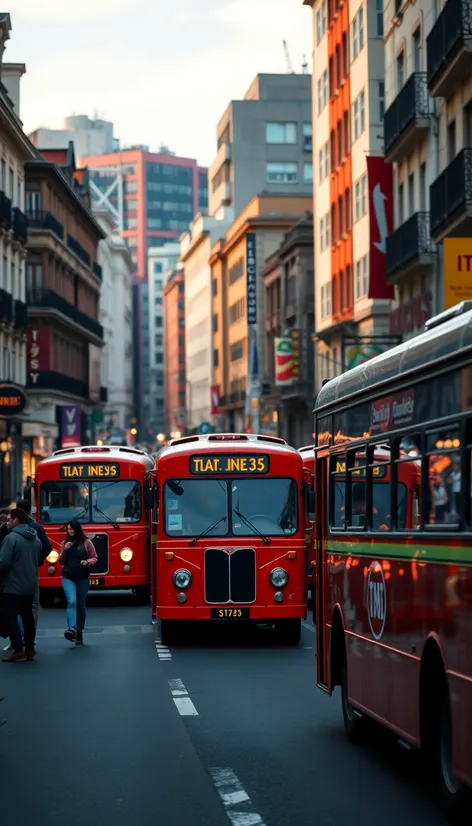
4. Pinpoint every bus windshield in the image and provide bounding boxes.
[40,480,141,524]
[163,478,298,538]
